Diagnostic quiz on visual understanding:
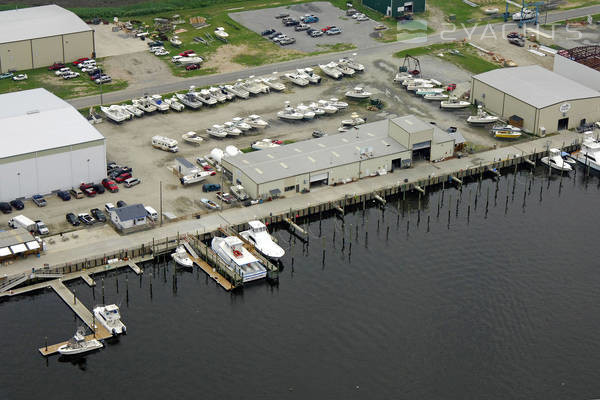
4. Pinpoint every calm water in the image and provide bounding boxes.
[1,167,600,399]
